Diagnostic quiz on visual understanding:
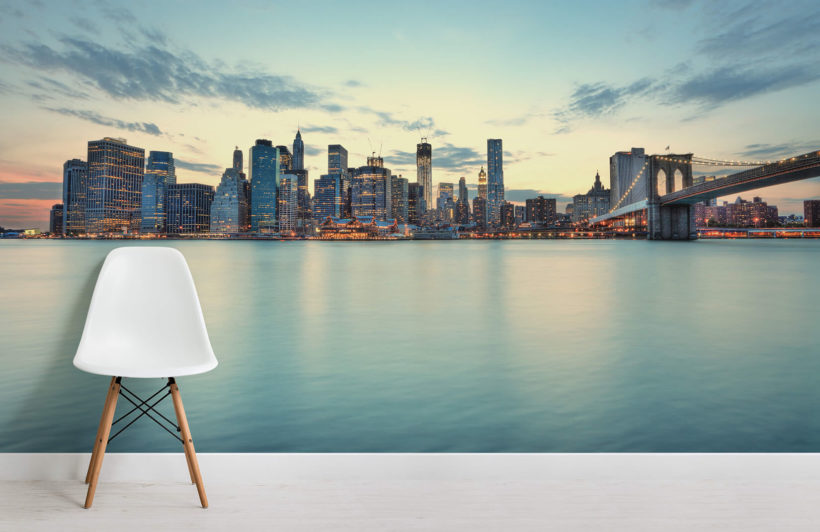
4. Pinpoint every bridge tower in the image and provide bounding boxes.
[647,154,696,240]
